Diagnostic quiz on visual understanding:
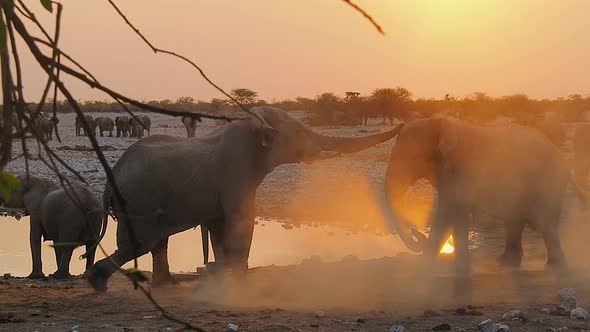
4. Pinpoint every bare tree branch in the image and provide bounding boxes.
[342,0,384,35]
